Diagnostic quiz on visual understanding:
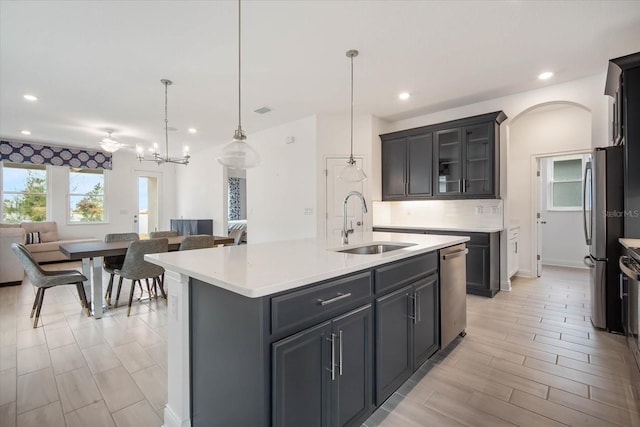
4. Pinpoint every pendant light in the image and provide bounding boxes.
[338,49,367,182]
[217,0,260,169]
